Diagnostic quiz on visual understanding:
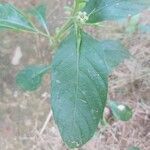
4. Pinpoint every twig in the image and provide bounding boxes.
[39,110,52,135]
